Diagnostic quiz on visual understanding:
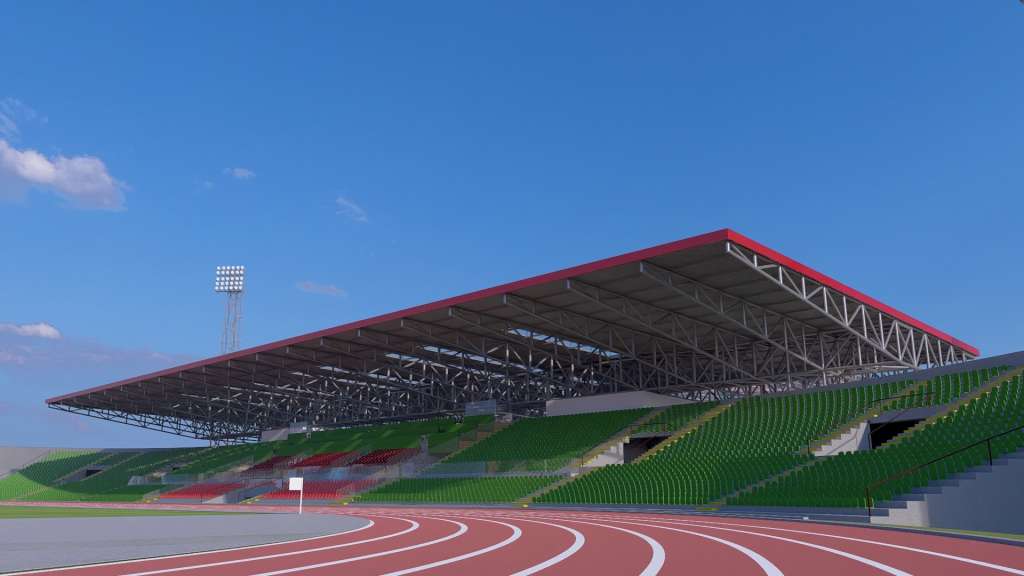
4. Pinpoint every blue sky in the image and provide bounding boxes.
[1,2,1021,448]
